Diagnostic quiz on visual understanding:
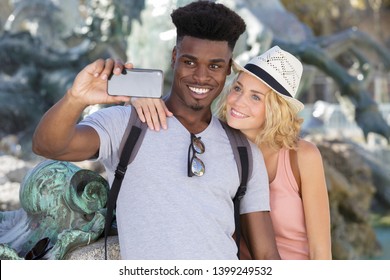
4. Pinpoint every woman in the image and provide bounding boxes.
[131,46,332,260]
